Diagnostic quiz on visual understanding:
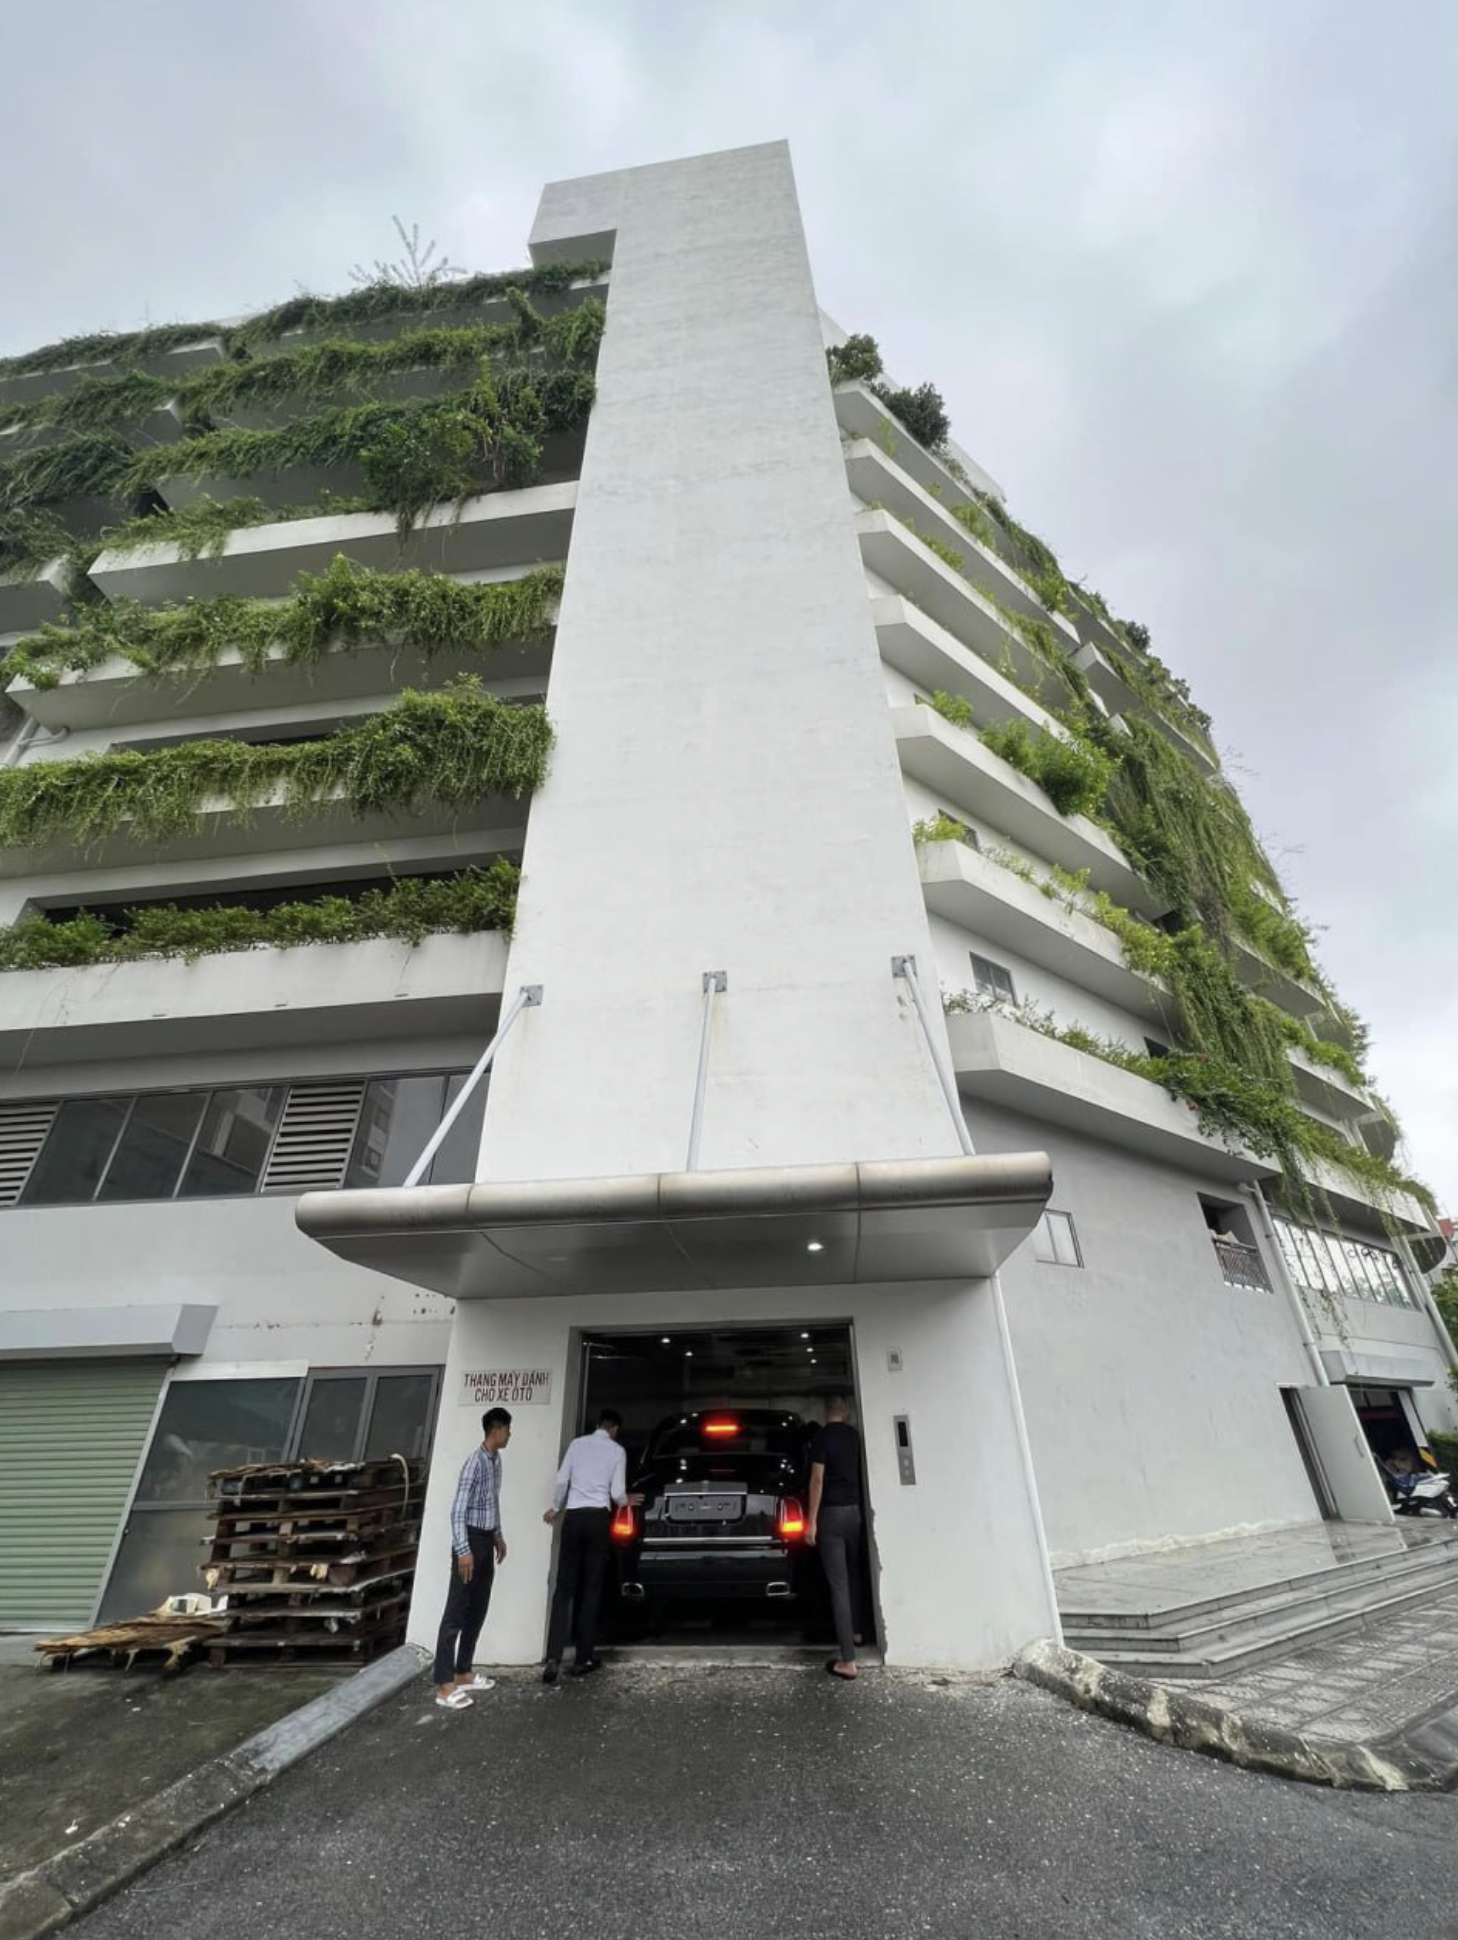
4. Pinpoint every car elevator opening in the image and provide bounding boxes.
[575,1324,877,1650]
